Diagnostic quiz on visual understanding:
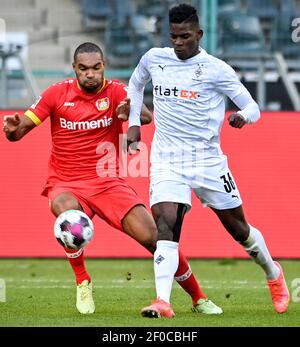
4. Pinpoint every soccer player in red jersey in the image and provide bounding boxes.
[3,42,222,316]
